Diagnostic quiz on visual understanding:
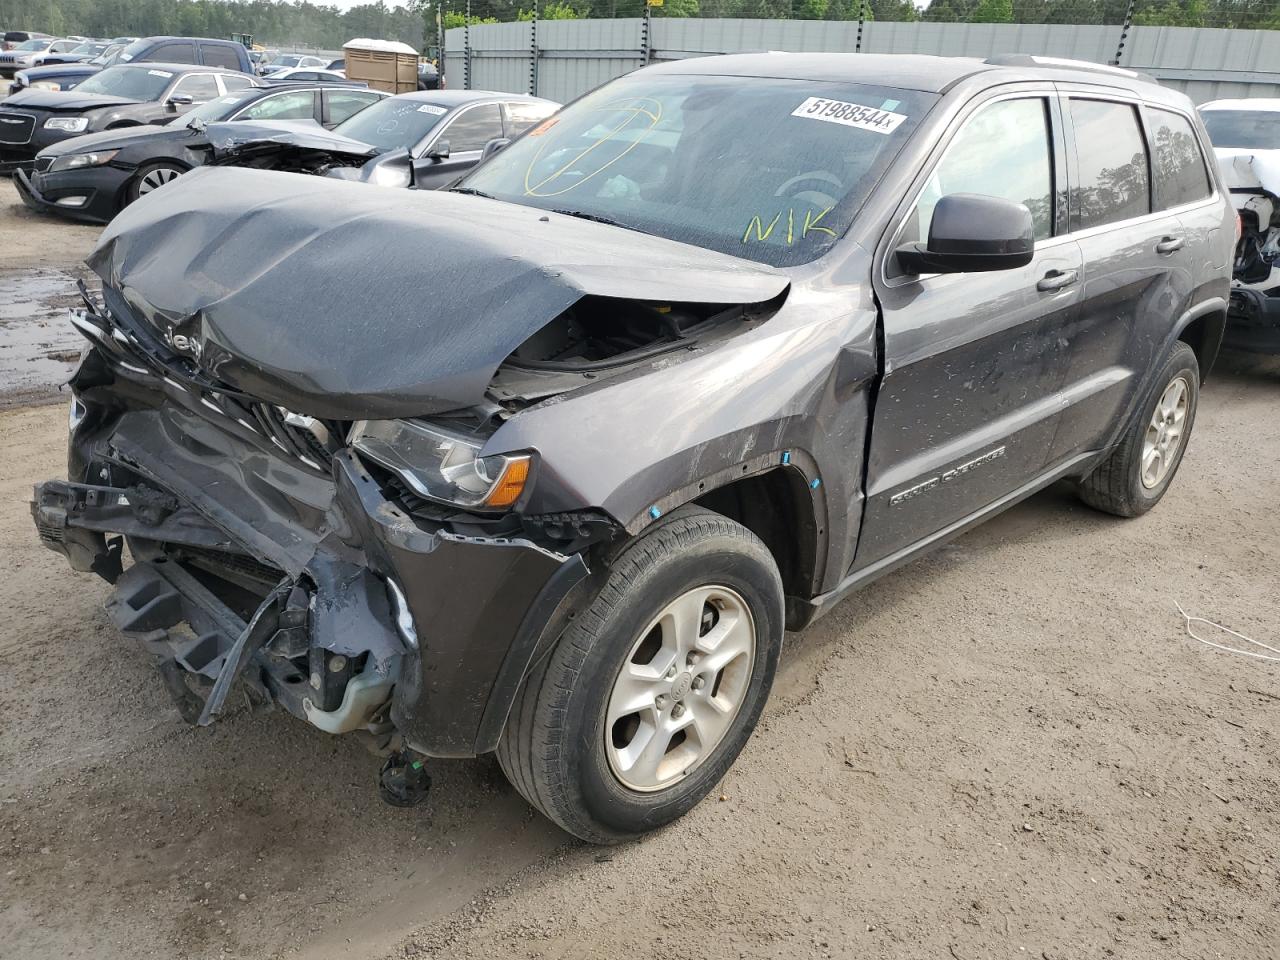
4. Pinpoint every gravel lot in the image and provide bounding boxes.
[2,177,1279,960]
